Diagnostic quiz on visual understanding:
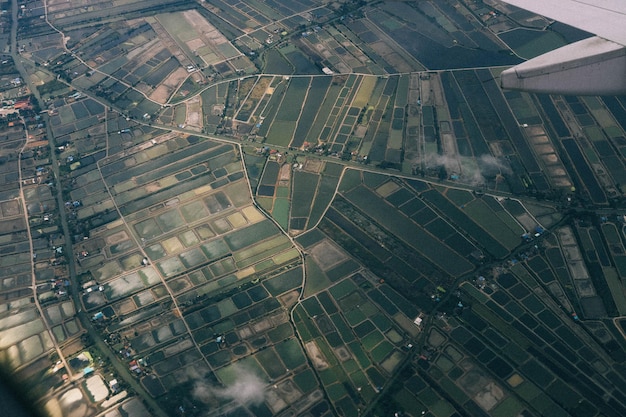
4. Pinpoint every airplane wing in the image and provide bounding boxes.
[499,0,626,95]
